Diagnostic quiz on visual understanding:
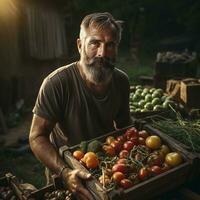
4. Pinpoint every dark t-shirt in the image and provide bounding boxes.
[33,62,131,148]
